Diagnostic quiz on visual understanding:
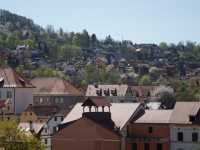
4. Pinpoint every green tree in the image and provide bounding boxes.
[175,81,195,101]
[159,42,168,50]
[72,33,81,47]
[80,29,90,48]
[0,120,44,150]
[138,75,151,85]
